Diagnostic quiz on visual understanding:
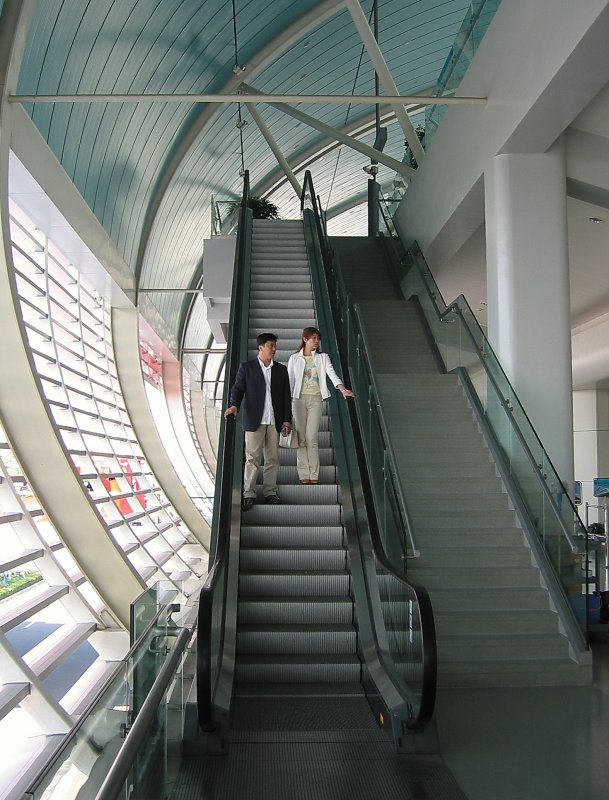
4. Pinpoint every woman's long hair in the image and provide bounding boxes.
[297,326,322,353]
